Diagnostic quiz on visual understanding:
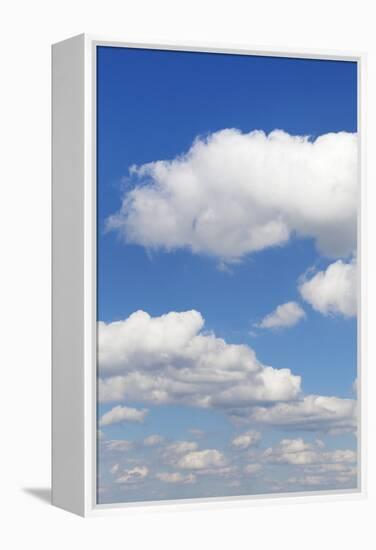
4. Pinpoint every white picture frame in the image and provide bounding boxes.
[52,34,366,517]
